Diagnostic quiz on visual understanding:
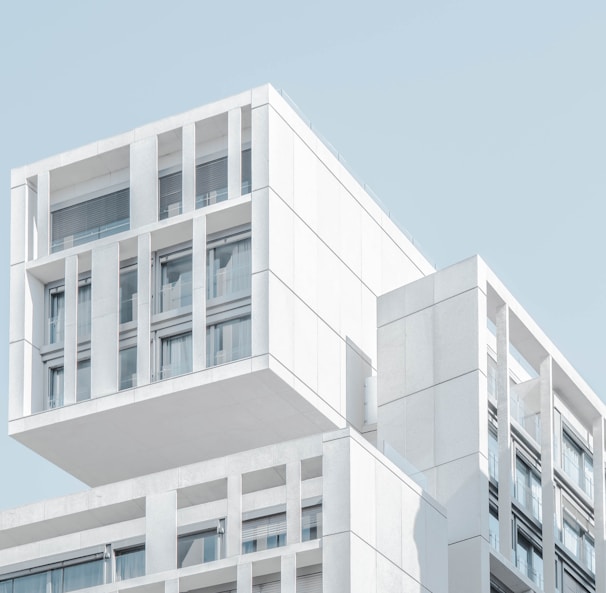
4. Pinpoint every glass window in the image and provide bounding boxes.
[515,458,542,521]
[77,282,92,342]
[487,355,497,399]
[488,429,498,483]
[159,171,182,220]
[242,512,286,554]
[207,316,251,367]
[207,237,251,301]
[115,547,145,581]
[120,267,137,324]
[241,148,252,195]
[302,505,322,542]
[13,572,51,593]
[161,332,192,379]
[48,366,64,409]
[196,156,228,208]
[49,287,65,344]
[516,534,543,588]
[562,432,593,497]
[63,559,104,592]
[119,347,137,390]
[0,580,12,593]
[563,521,579,557]
[77,359,91,401]
[159,251,192,313]
[178,530,219,568]
[51,188,130,253]
[489,509,499,551]
[583,535,595,574]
